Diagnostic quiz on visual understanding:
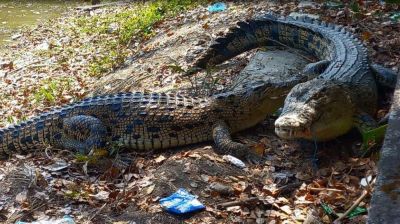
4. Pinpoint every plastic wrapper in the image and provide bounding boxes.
[159,188,205,214]
[207,2,227,12]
